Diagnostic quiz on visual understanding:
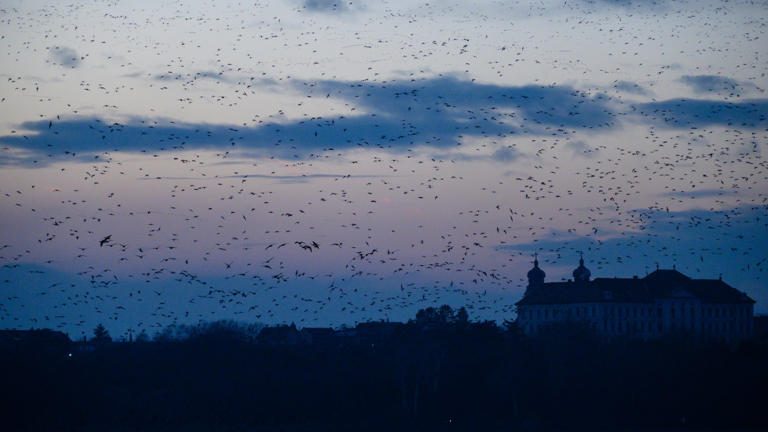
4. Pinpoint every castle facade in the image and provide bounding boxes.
[516,257,755,342]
